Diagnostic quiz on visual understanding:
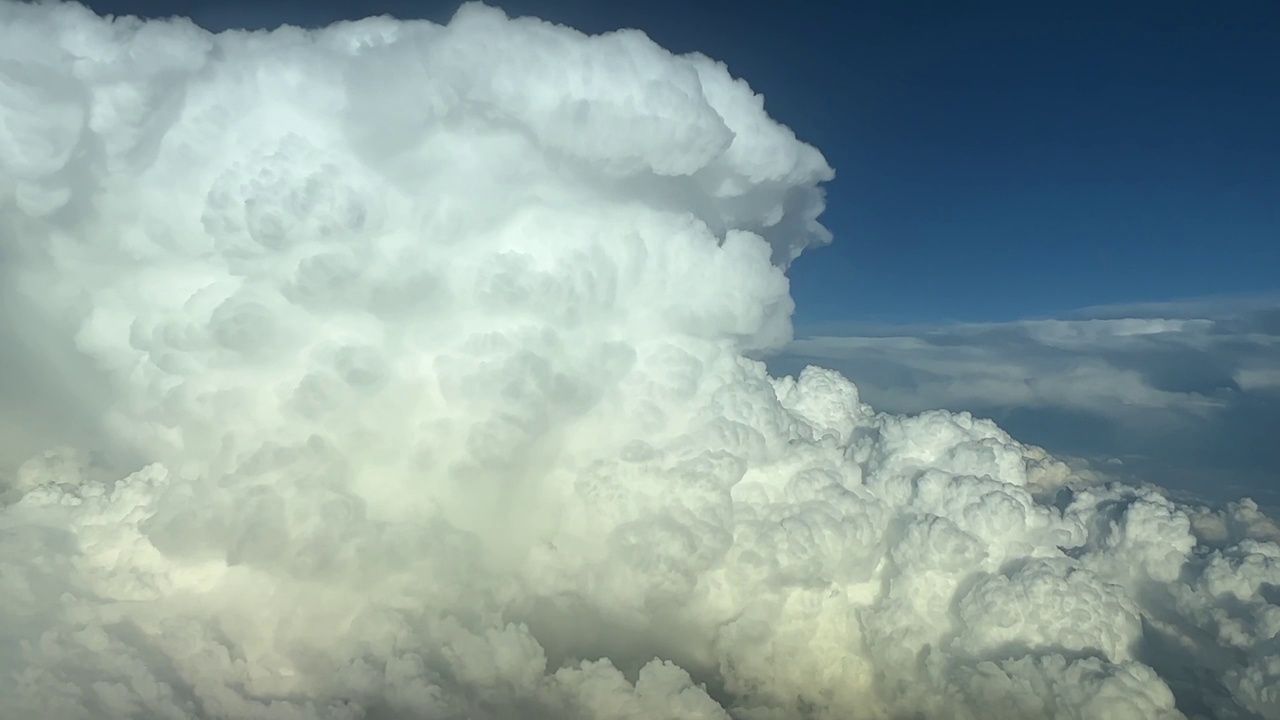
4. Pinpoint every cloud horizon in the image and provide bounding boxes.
[771,294,1280,515]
